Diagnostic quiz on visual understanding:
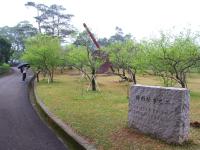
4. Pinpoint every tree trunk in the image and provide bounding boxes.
[123,69,126,77]
[38,22,41,33]
[180,80,186,88]
[60,67,64,74]
[132,73,136,84]
[50,70,54,83]
[180,74,187,88]
[110,66,115,73]
[128,69,136,84]
[37,10,42,33]
[42,70,47,78]
[36,71,40,82]
[47,69,54,83]
[91,68,96,91]
[177,73,187,88]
